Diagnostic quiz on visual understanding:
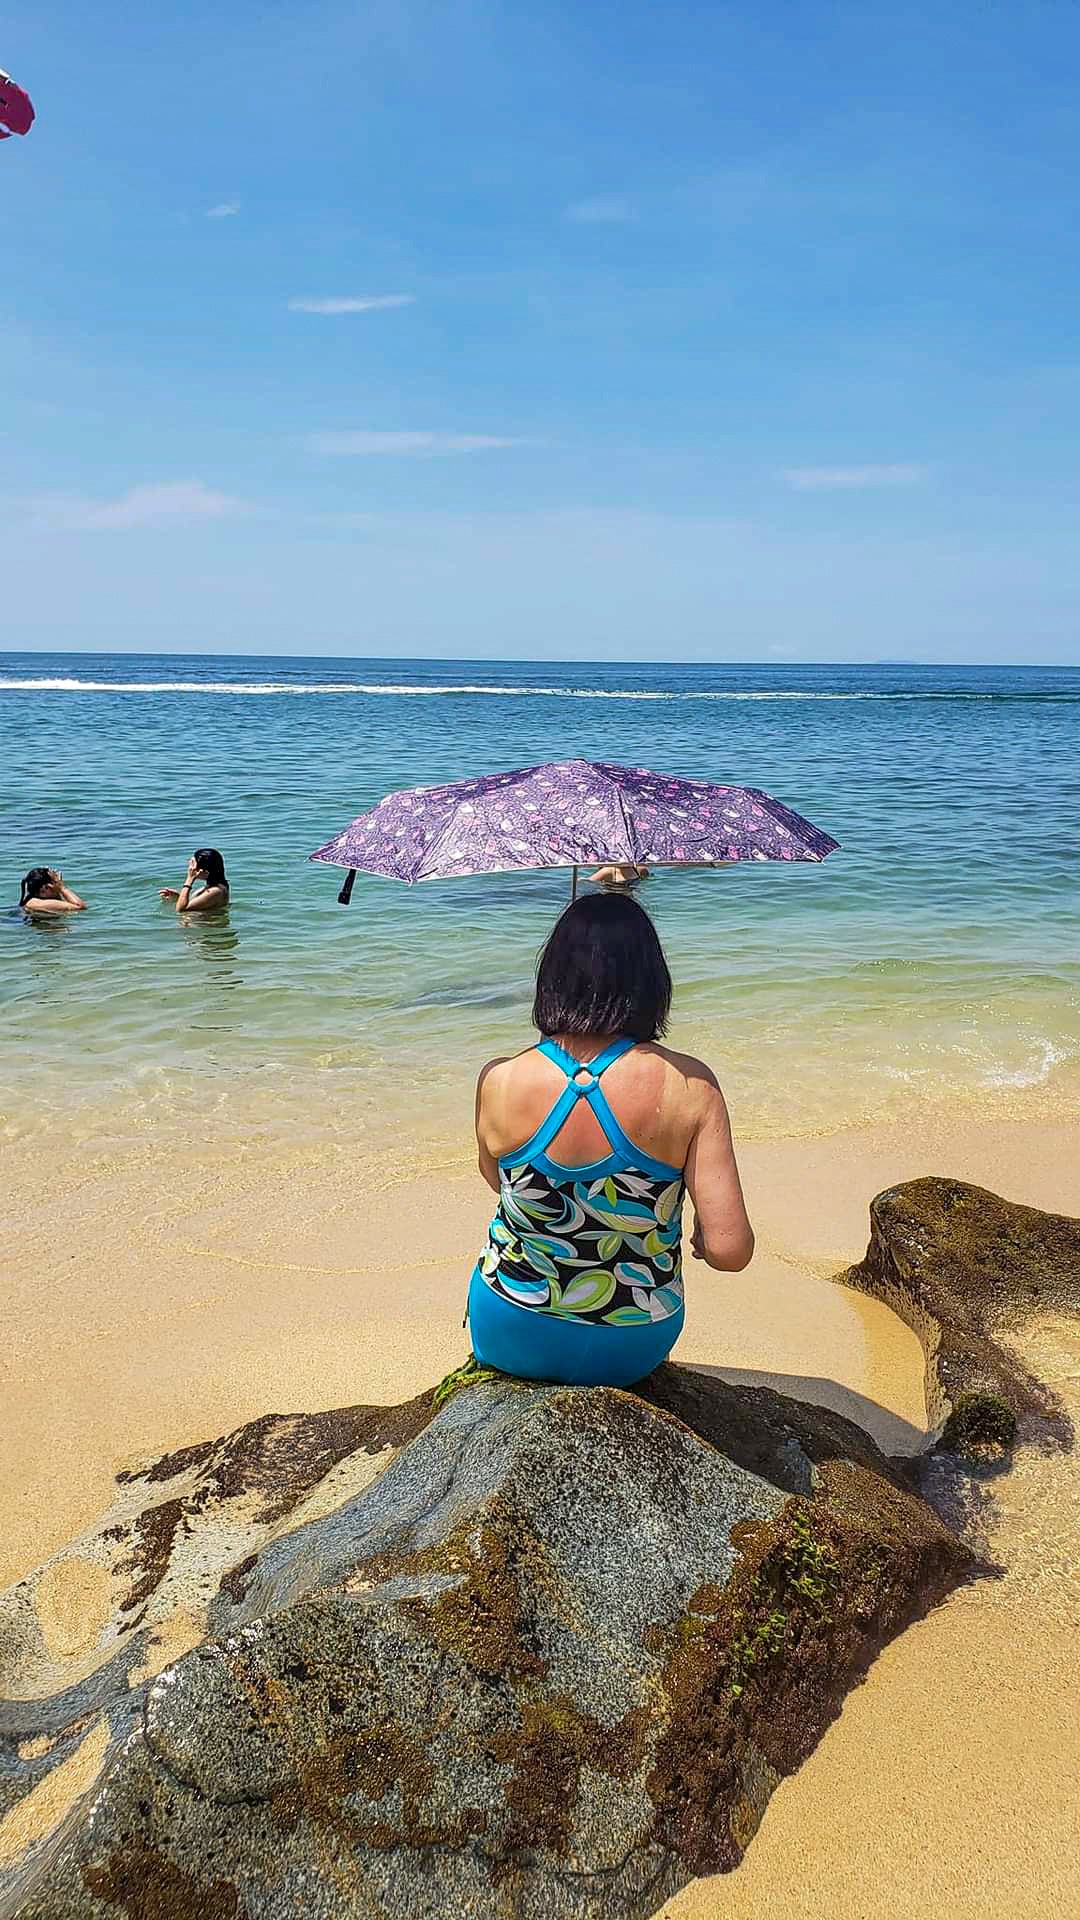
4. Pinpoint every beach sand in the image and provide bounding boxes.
[3,1099,1078,1914]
